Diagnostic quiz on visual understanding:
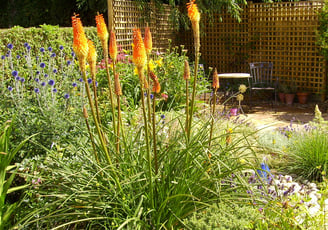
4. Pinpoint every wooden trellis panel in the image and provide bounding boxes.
[248,1,325,97]
[113,0,175,53]
[183,1,326,99]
